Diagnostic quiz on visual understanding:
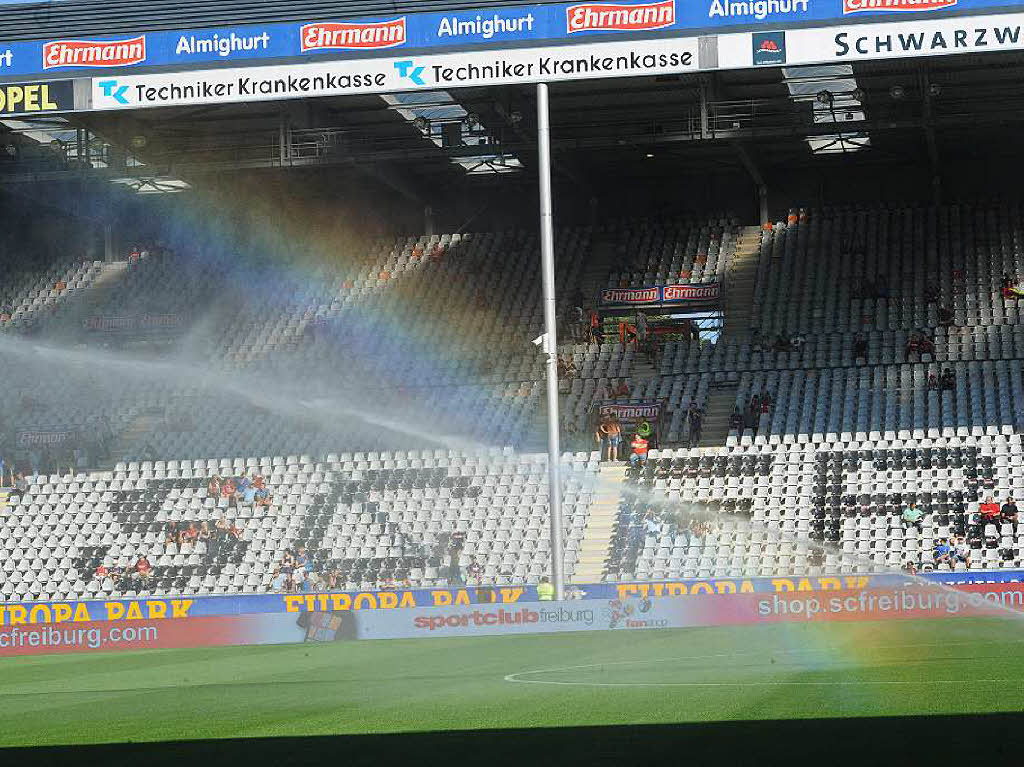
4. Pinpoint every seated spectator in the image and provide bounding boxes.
[1001,497,1019,524]
[790,334,805,350]
[905,332,921,360]
[612,380,630,398]
[854,334,868,363]
[925,281,939,304]
[295,545,310,572]
[937,305,954,326]
[927,372,939,390]
[940,368,955,391]
[979,496,1001,522]
[14,472,27,493]
[774,335,792,352]
[270,568,287,592]
[902,503,924,534]
[629,432,649,469]
[760,392,772,414]
[135,555,153,580]
[902,558,918,576]
[644,512,661,539]
[1002,272,1024,298]
[566,358,577,378]
[165,521,179,546]
[951,536,972,570]
[933,538,952,569]
[466,556,483,584]
[180,522,198,545]
[918,333,936,357]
